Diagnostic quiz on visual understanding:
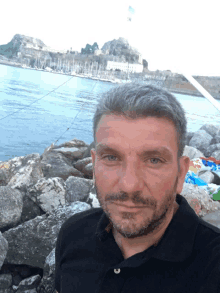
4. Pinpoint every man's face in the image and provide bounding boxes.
[91,114,190,239]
